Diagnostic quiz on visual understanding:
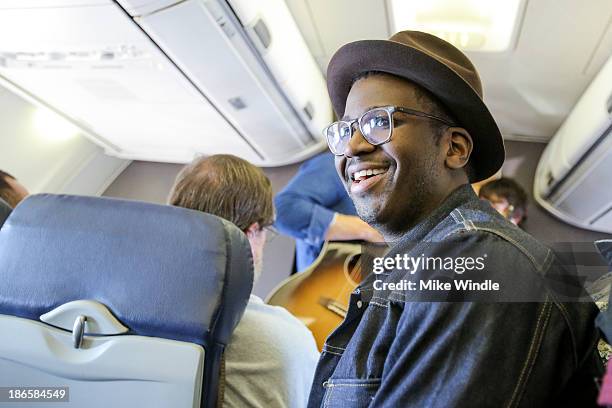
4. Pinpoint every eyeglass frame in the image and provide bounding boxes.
[323,105,456,156]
